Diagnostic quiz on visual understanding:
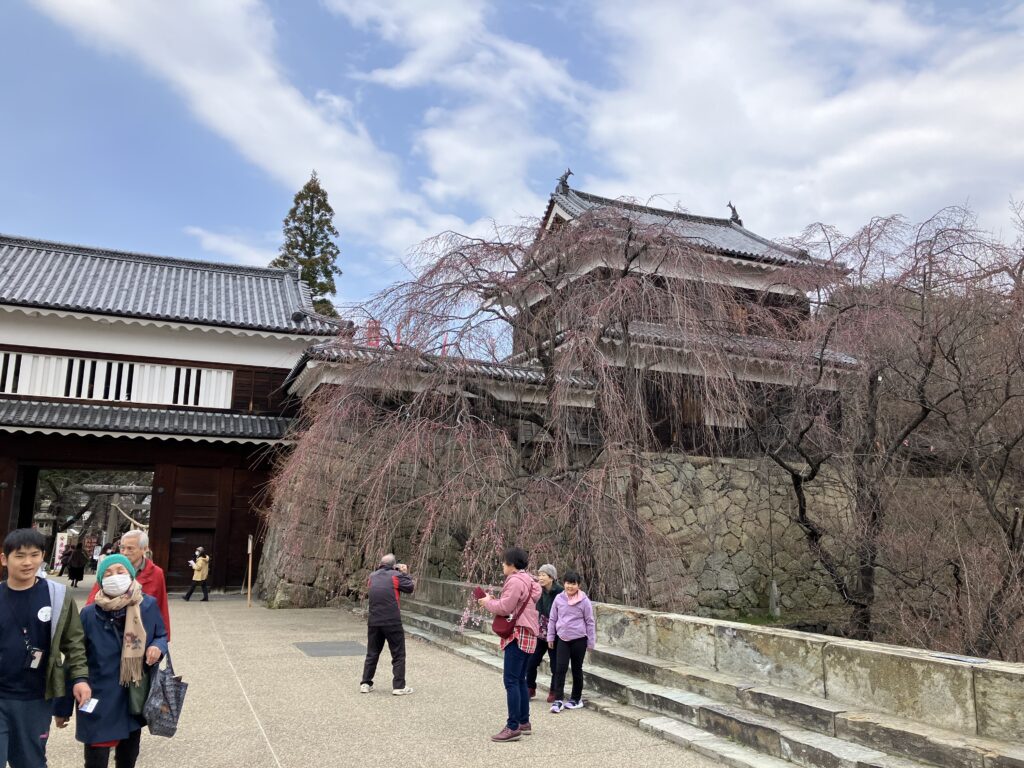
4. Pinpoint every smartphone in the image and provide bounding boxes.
[79,698,100,713]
